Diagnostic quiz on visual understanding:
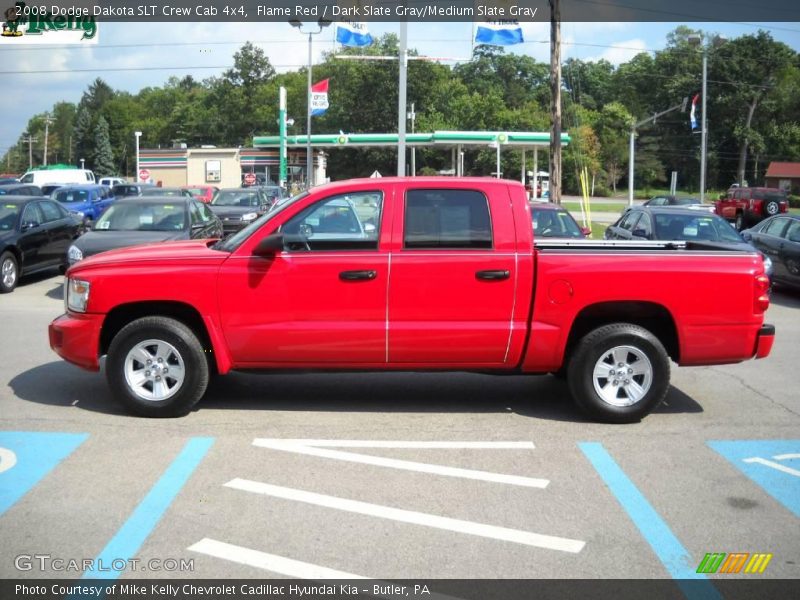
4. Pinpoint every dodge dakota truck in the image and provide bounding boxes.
[49,177,775,423]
